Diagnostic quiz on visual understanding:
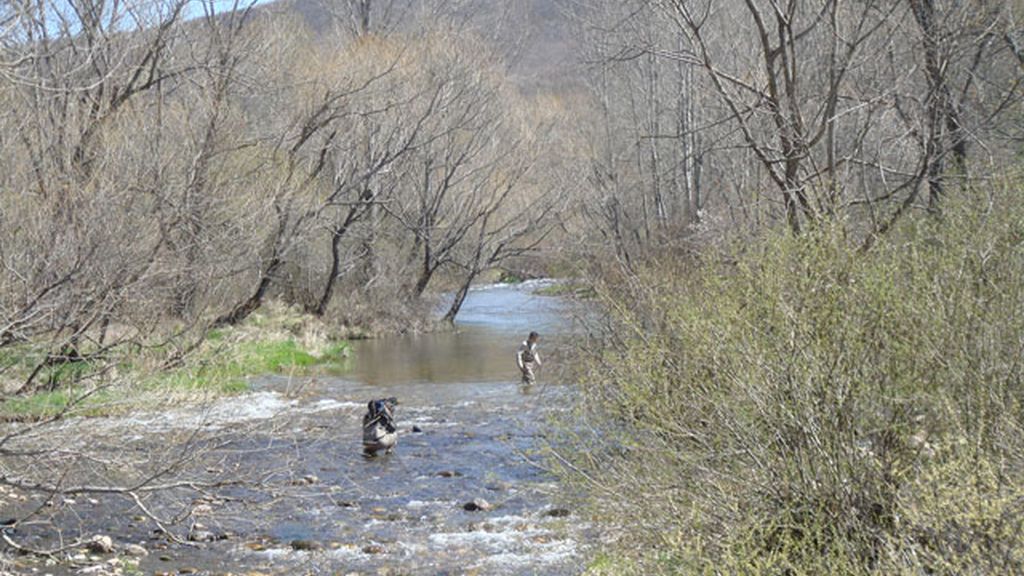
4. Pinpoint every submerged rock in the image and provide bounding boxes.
[290,474,319,486]
[462,498,492,512]
[290,539,323,551]
[544,508,571,518]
